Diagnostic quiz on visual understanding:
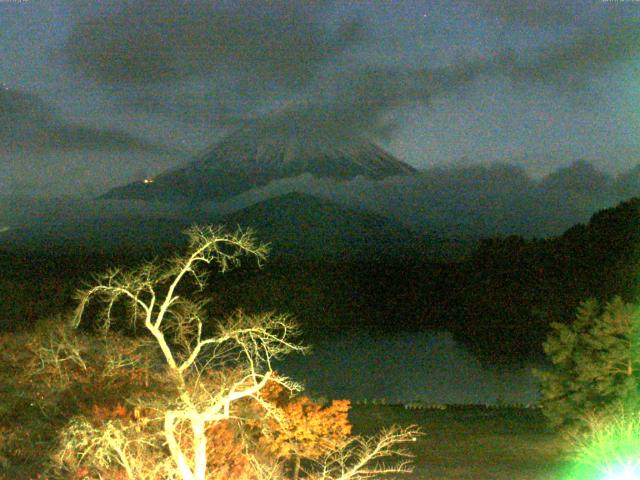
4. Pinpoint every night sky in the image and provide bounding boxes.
[2,0,640,197]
